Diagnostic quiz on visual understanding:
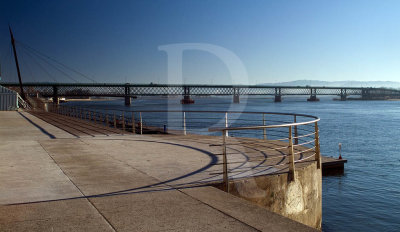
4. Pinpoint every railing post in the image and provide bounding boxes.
[132,112,135,134]
[225,112,229,137]
[183,112,187,135]
[294,115,298,145]
[140,112,143,135]
[263,113,267,140]
[222,130,229,192]
[314,122,321,169]
[93,111,96,123]
[113,113,117,128]
[122,112,125,131]
[288,126,296,181]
